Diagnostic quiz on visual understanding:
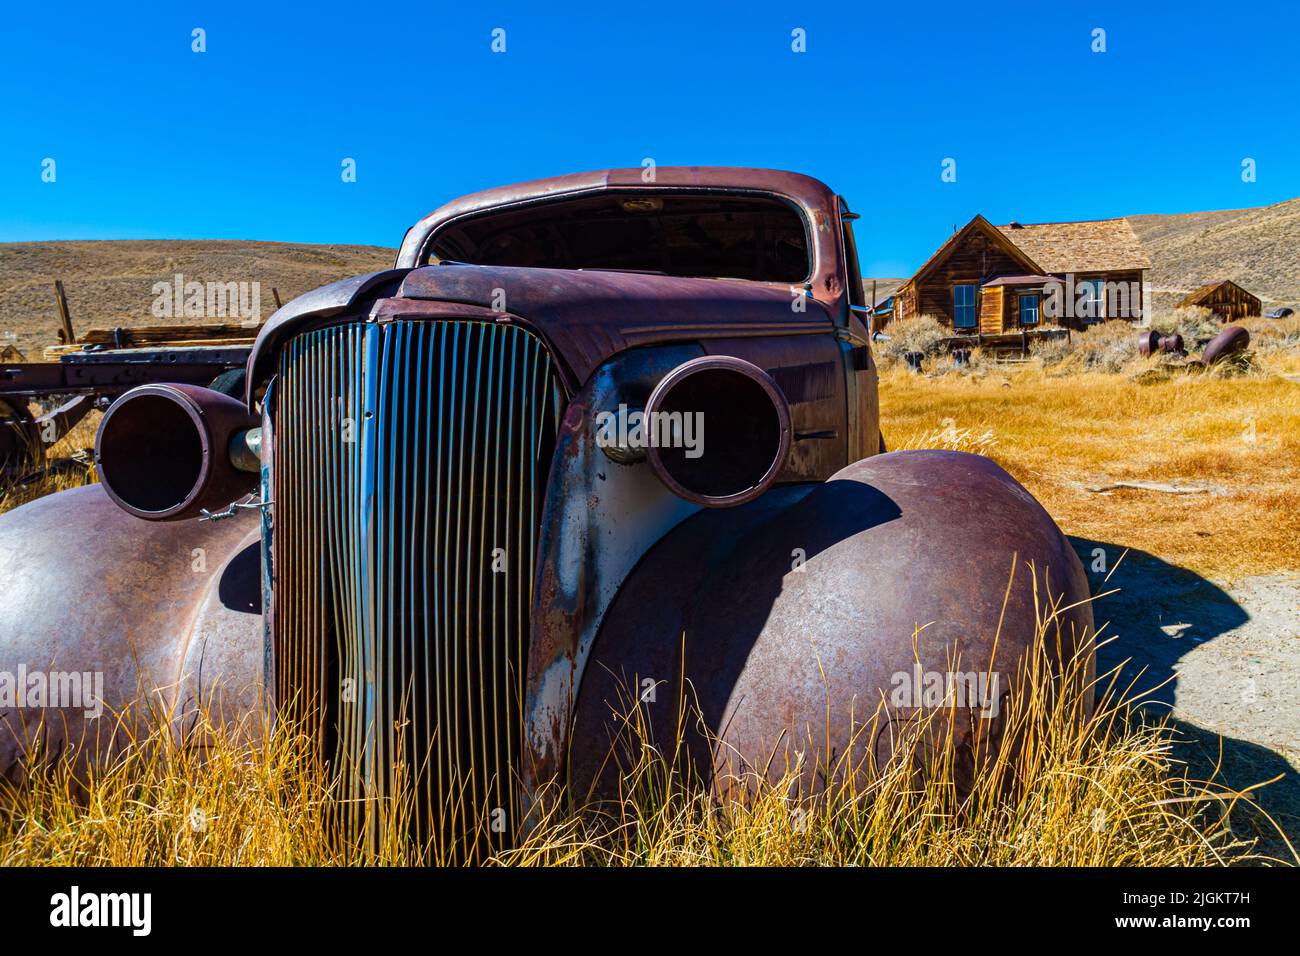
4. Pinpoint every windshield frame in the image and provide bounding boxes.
[415,186,815,286]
